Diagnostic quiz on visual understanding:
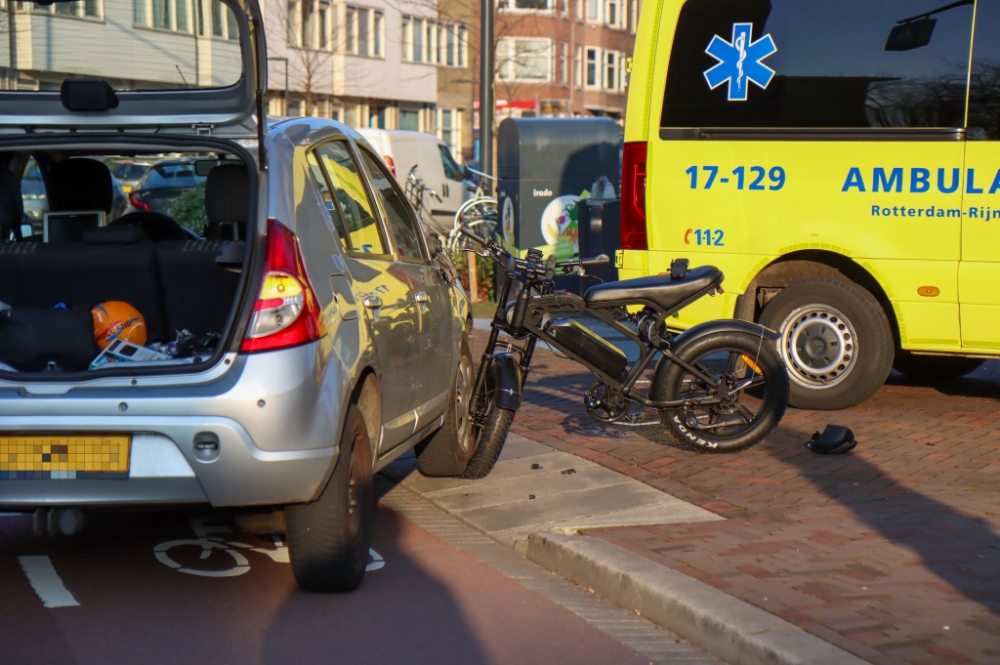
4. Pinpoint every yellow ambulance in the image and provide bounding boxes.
[620,0,1000,409]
